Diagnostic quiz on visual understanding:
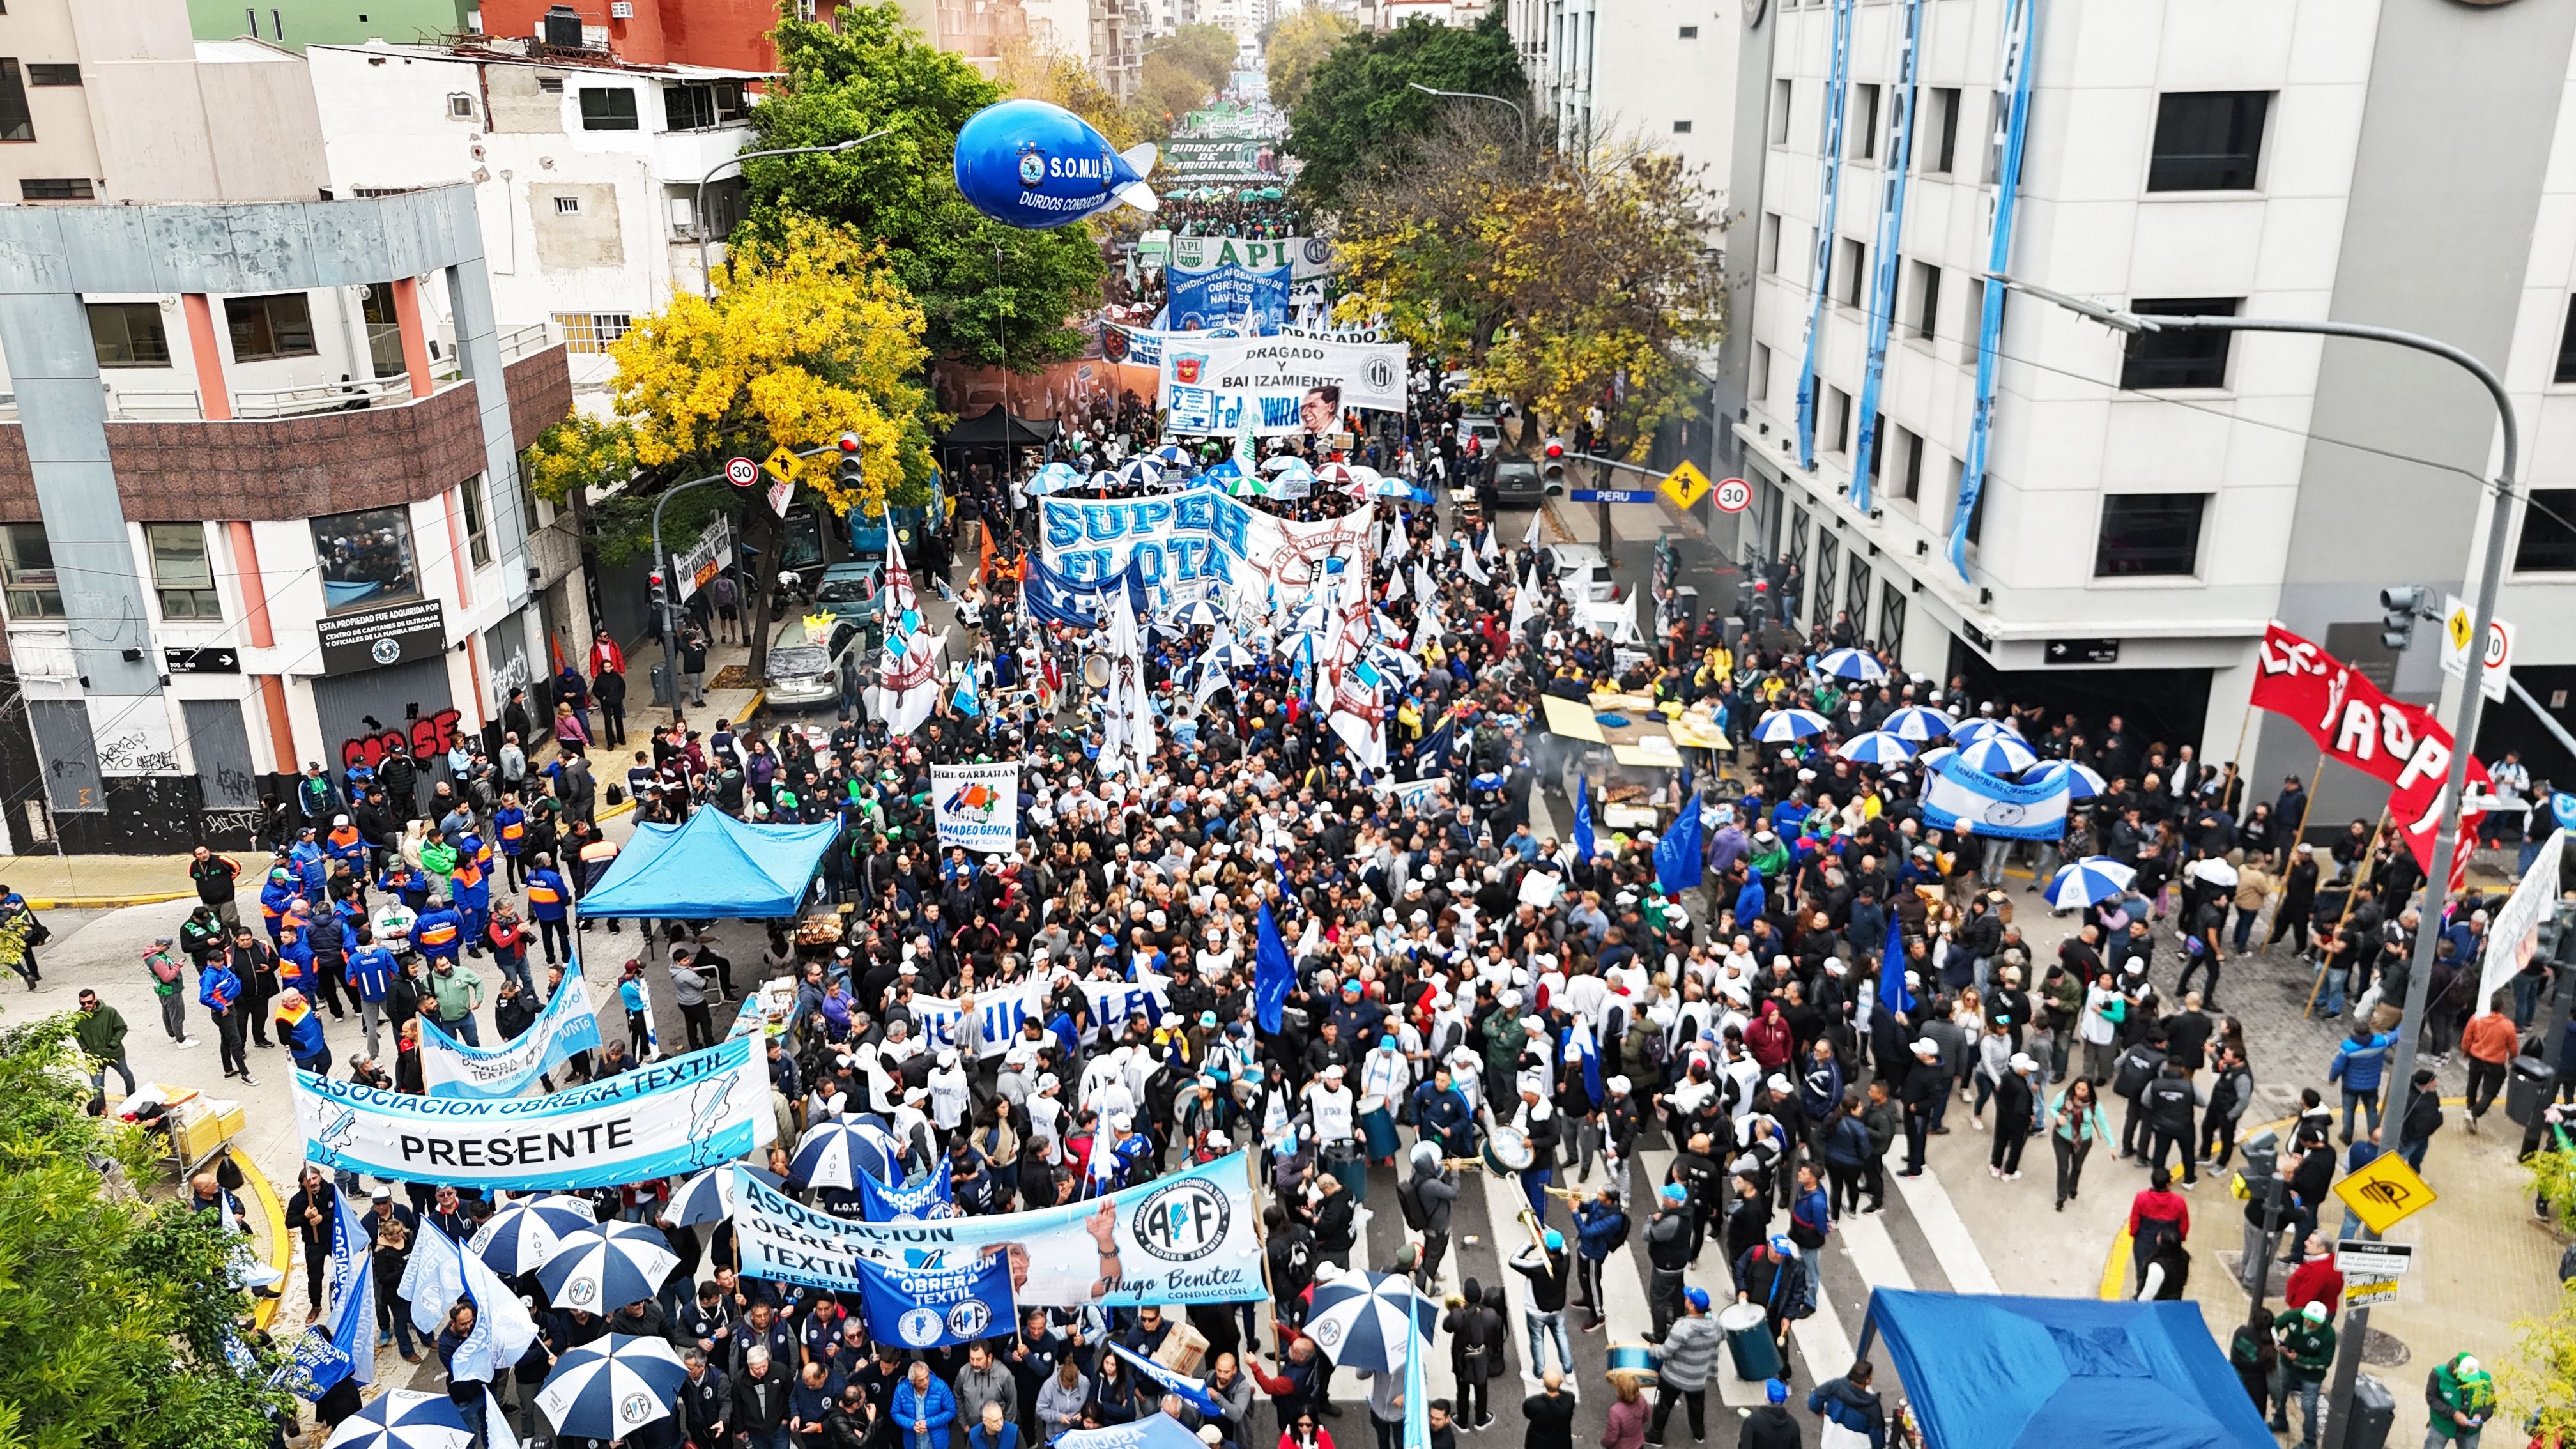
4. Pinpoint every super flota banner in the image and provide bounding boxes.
[1160,335,1407,411]
[420,975,604,1099]
[1169,263,1292,332]
[911,972,1171,1060]
[1165,385,1306,438]
[932,762,1020,854]
[1039,492,1374,602]
[733,1153,1264,1307]
[294,1037,774,1190]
